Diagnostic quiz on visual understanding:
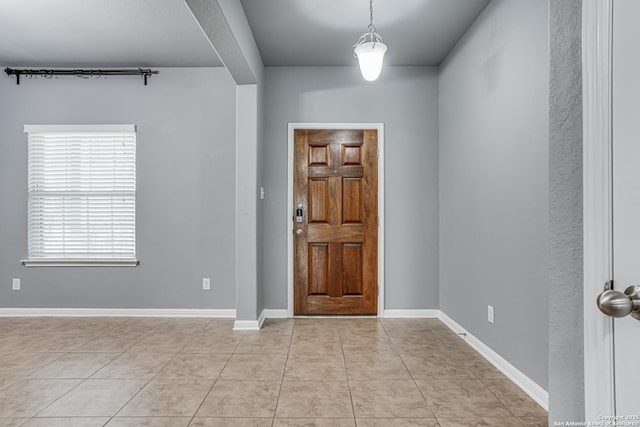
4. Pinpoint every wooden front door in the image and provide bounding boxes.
[293,129,378,315]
